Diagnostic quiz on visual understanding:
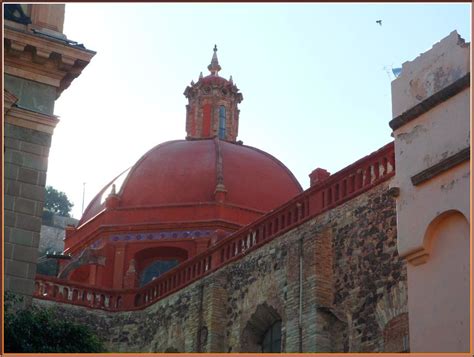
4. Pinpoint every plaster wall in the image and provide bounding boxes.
[391,30,469,118]
[407,212,469,352]
[393,91,470,257]
[390,30,470,352]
